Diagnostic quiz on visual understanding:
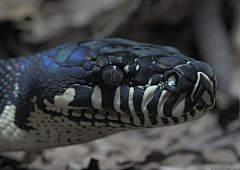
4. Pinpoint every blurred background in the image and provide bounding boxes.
[0,0,240,169]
